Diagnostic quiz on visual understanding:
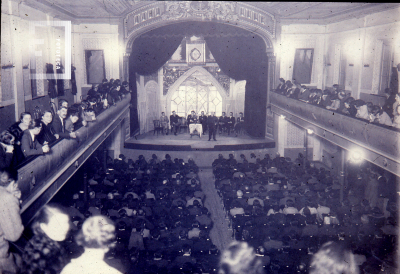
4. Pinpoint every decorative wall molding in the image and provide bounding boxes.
[124,1,275,50]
